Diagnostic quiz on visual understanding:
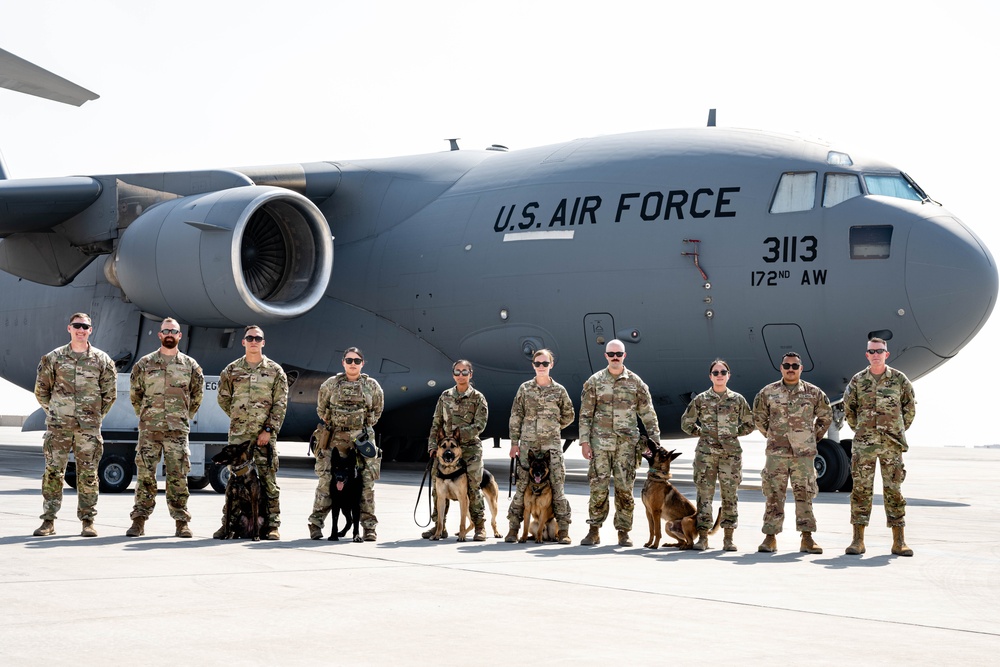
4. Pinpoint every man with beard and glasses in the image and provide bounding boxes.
[126,318,205,538]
